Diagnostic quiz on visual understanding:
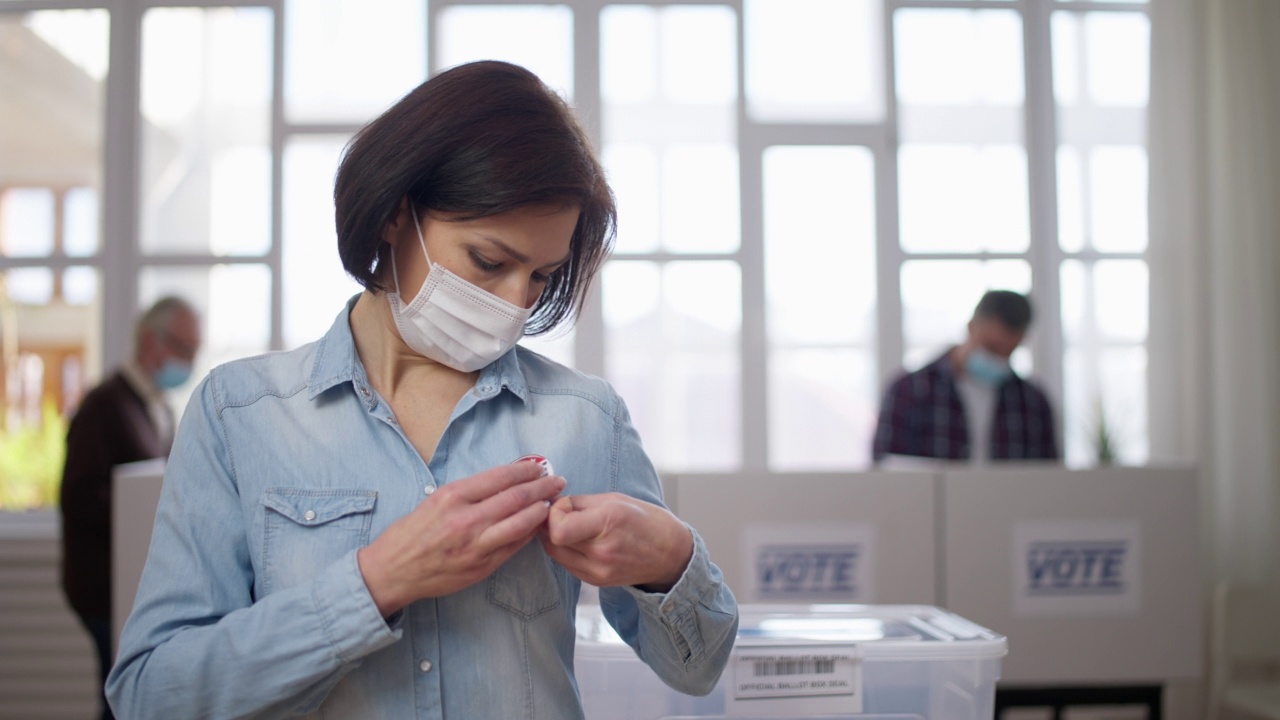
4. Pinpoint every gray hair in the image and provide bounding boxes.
[134,296,197,353]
